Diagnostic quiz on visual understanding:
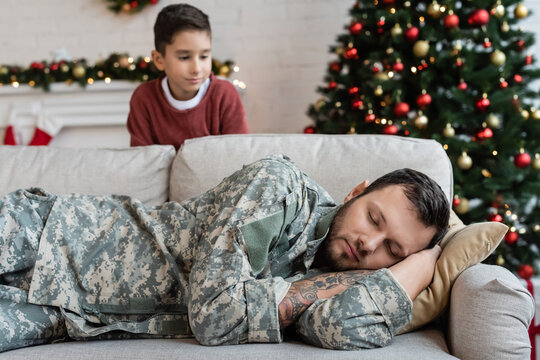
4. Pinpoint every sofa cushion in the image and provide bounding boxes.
[0,328,457,359]
[399,211,508,333]
[0,145,175,206]
[170,134,453,203]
